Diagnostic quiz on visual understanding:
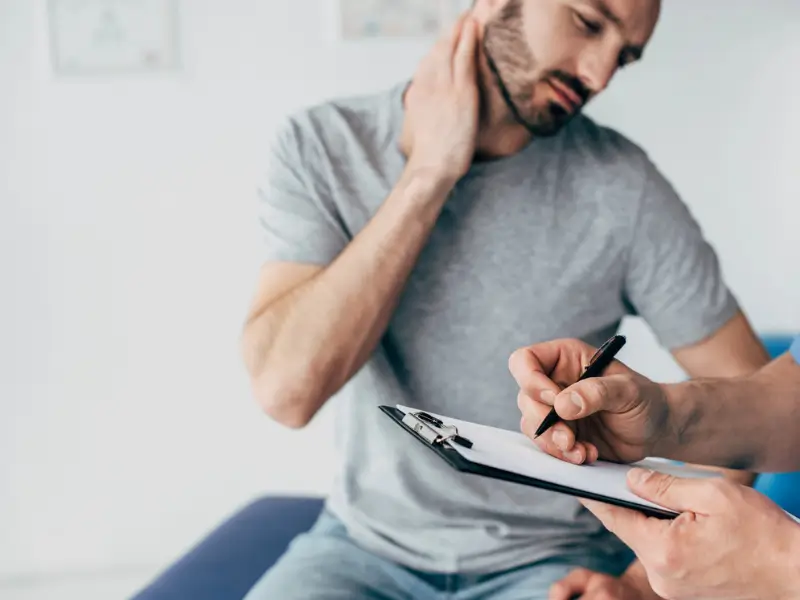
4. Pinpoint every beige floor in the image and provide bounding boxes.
[0,569,154,600]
